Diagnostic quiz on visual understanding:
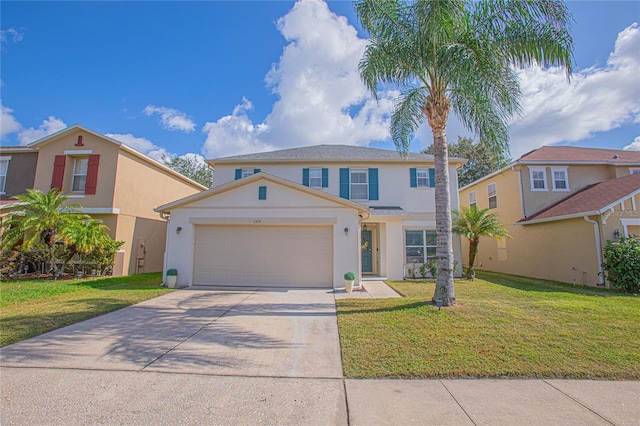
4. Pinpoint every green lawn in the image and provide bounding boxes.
[337,271,640,379]
[1,273,173,347]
